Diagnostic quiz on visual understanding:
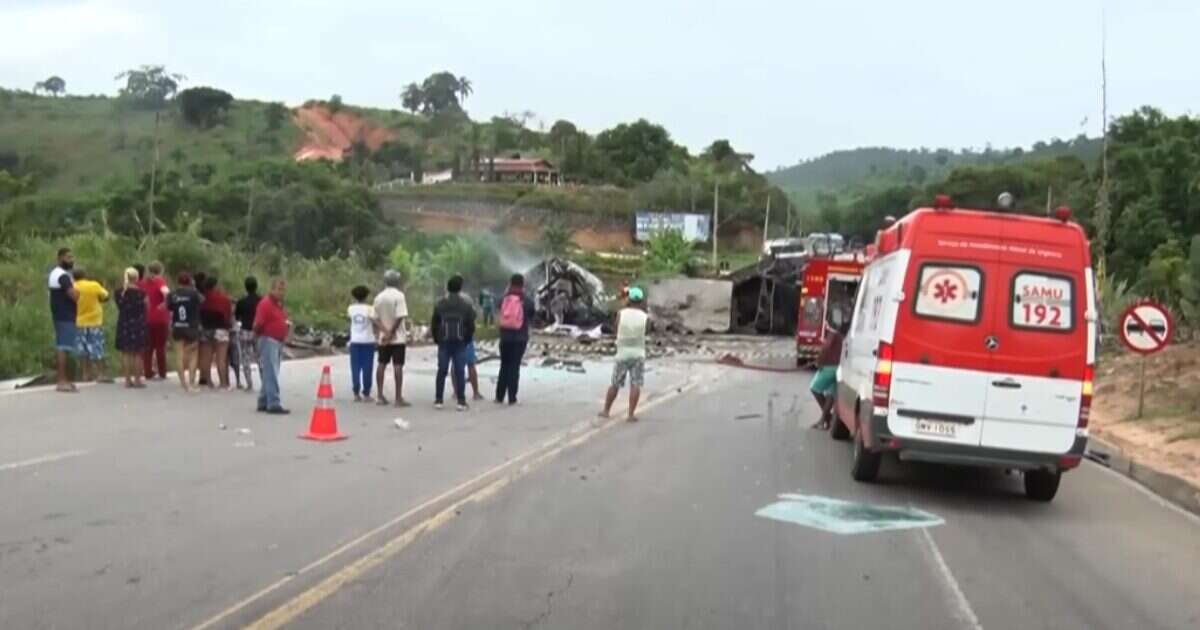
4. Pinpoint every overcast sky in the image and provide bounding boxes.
[2,0,1196,168]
